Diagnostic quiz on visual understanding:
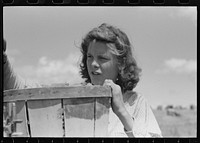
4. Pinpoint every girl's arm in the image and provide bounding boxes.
[103,79,134,137]
[115,107,135,137]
